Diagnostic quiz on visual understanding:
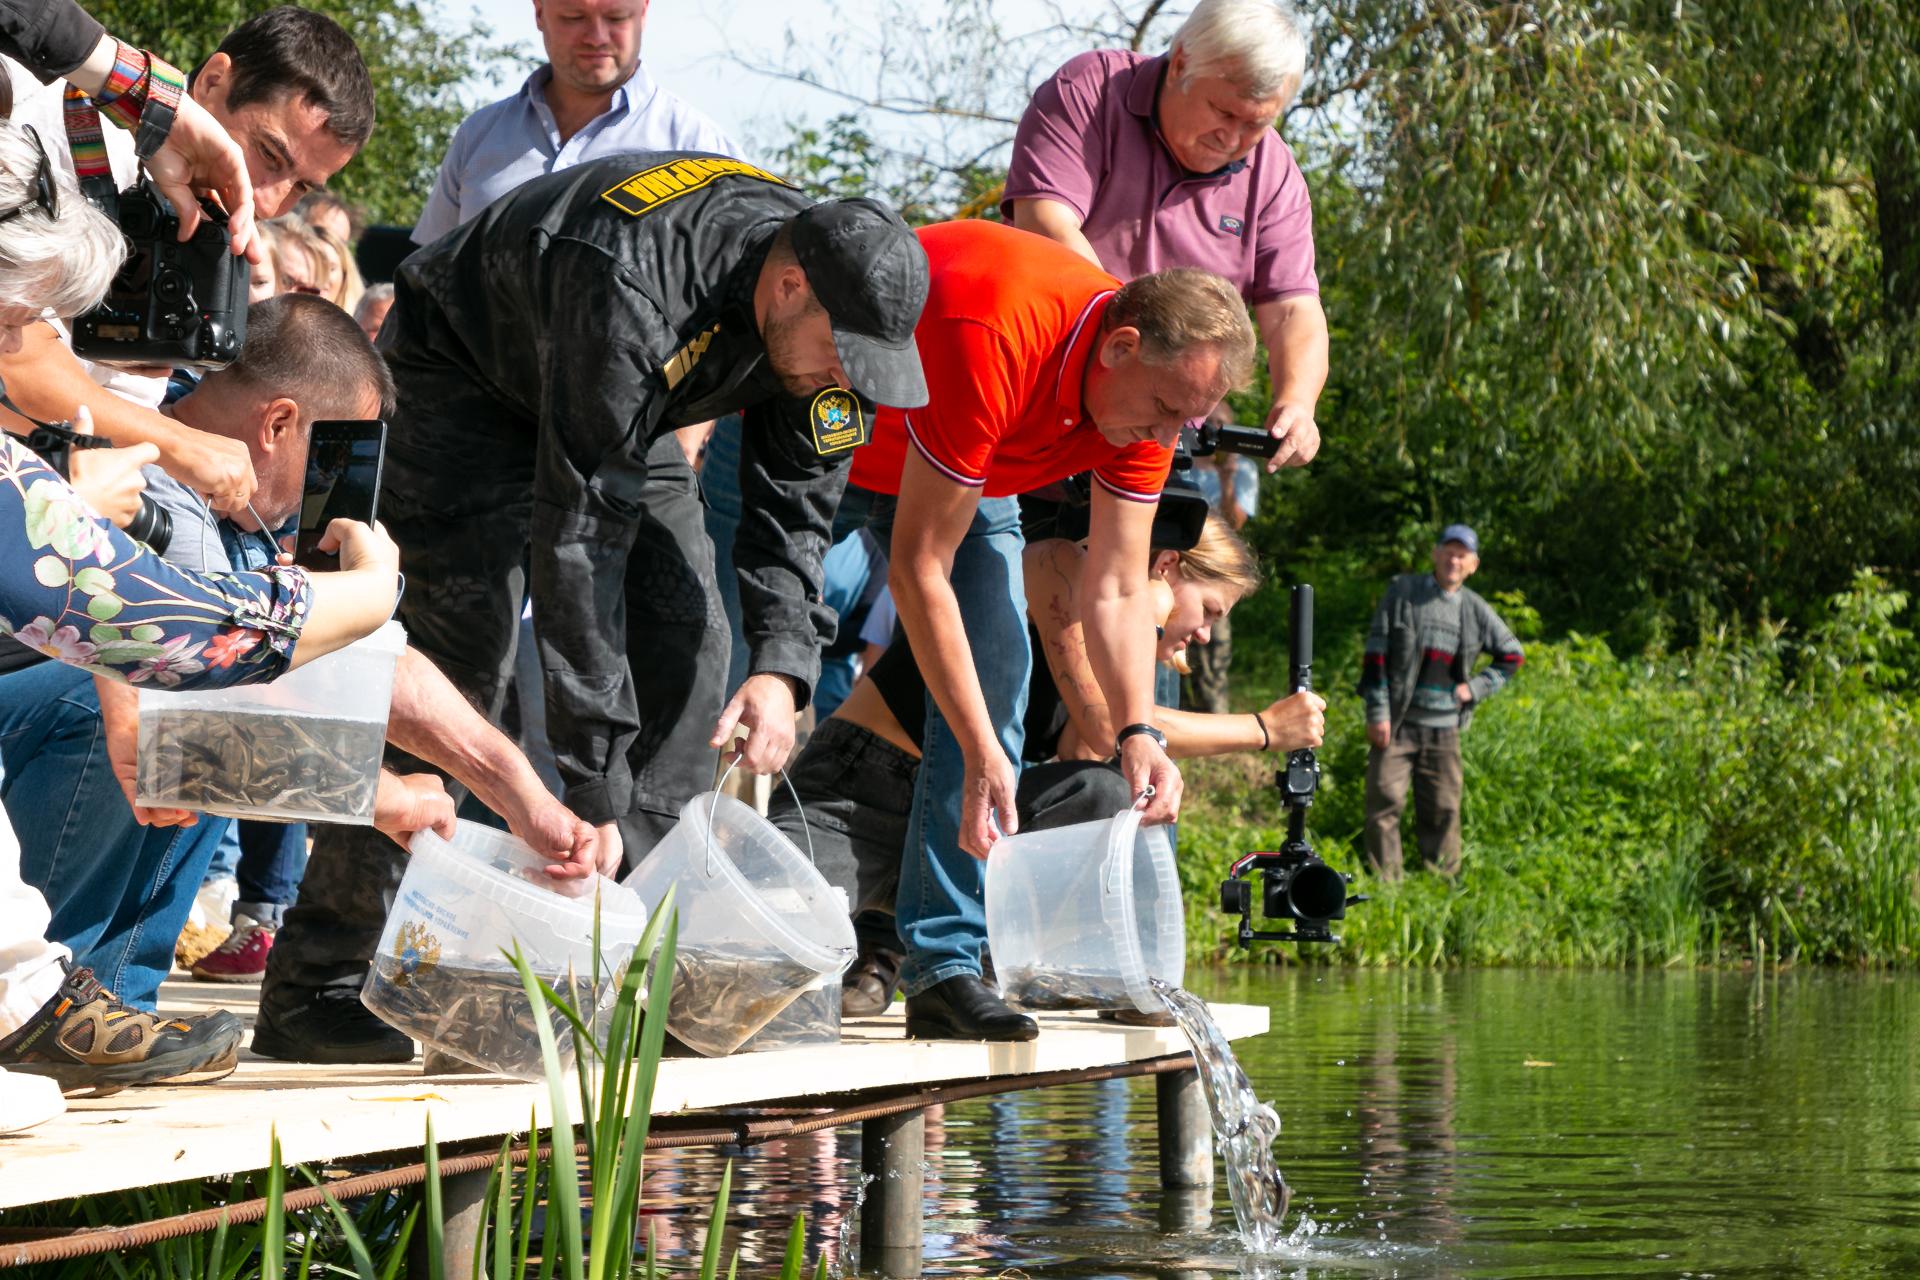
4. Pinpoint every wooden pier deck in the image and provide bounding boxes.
[0,975,1267,1212]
